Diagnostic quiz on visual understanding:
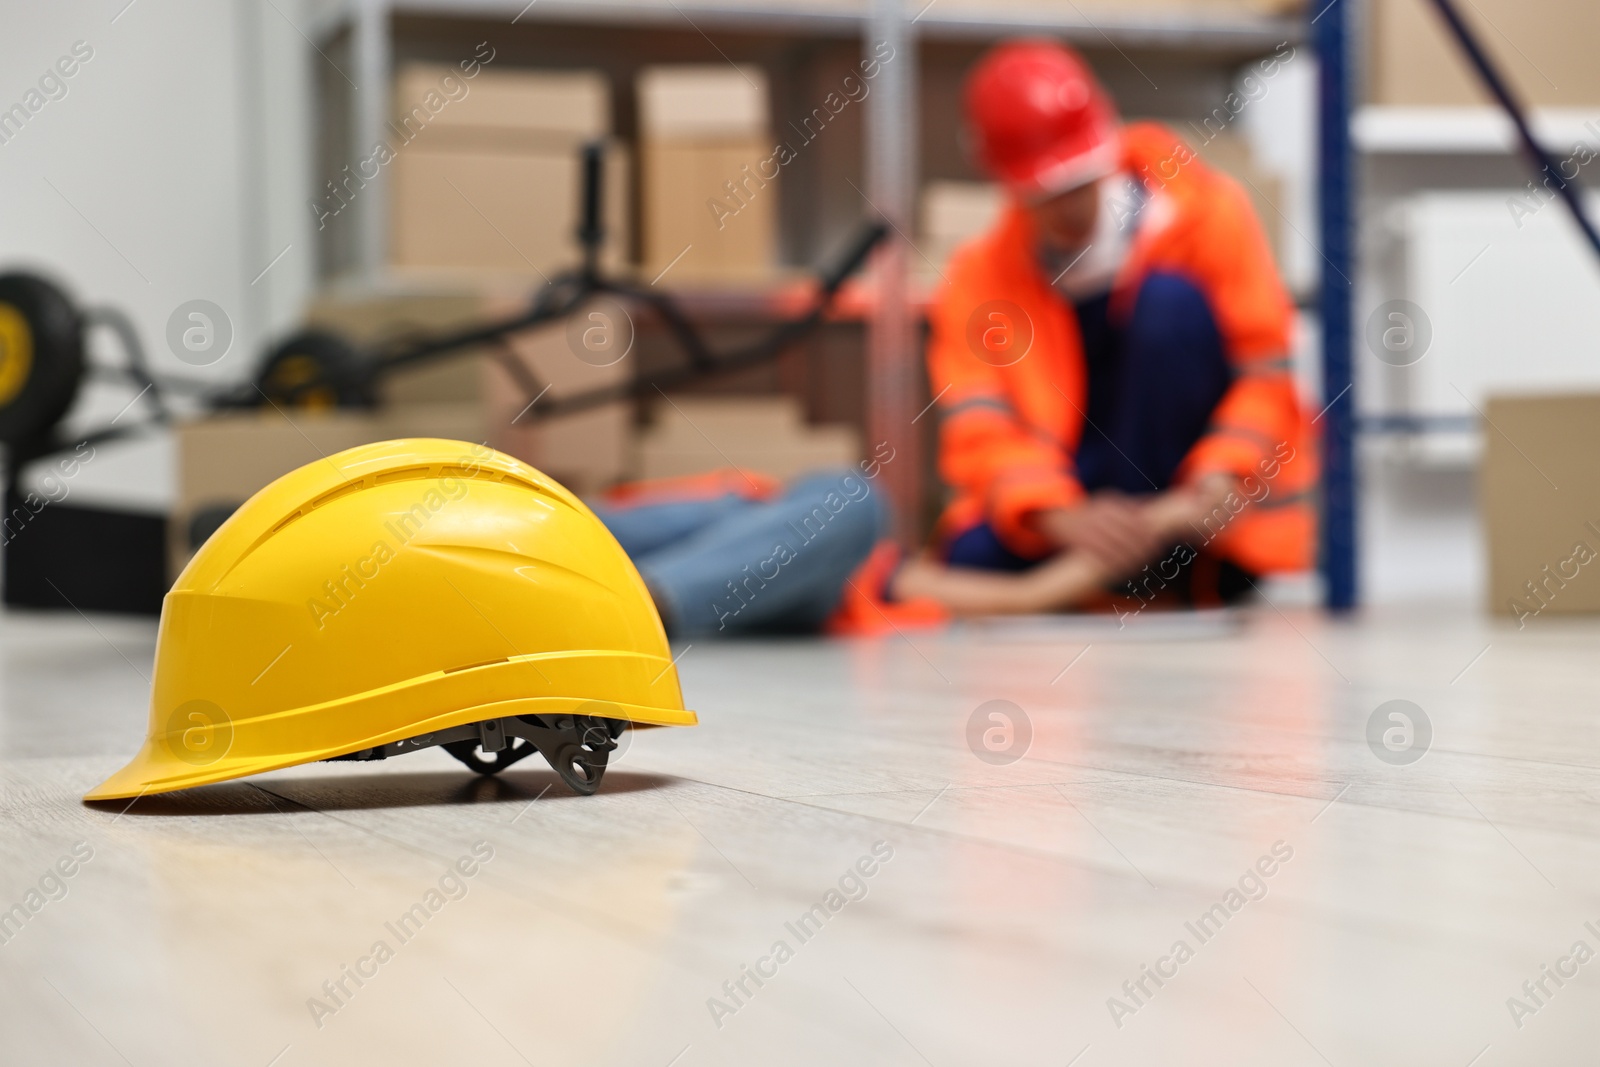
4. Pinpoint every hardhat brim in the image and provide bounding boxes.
[85,654,696,801]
